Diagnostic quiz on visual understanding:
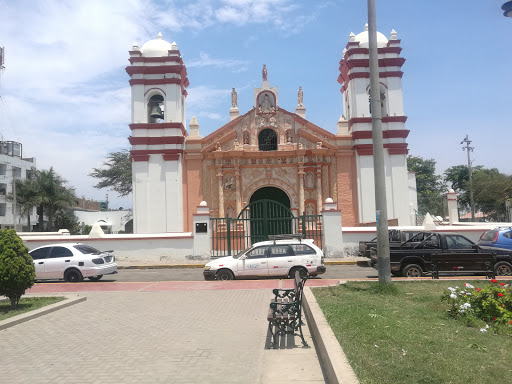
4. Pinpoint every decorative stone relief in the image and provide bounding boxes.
[224,174,235,191]
[306,203,315,216]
